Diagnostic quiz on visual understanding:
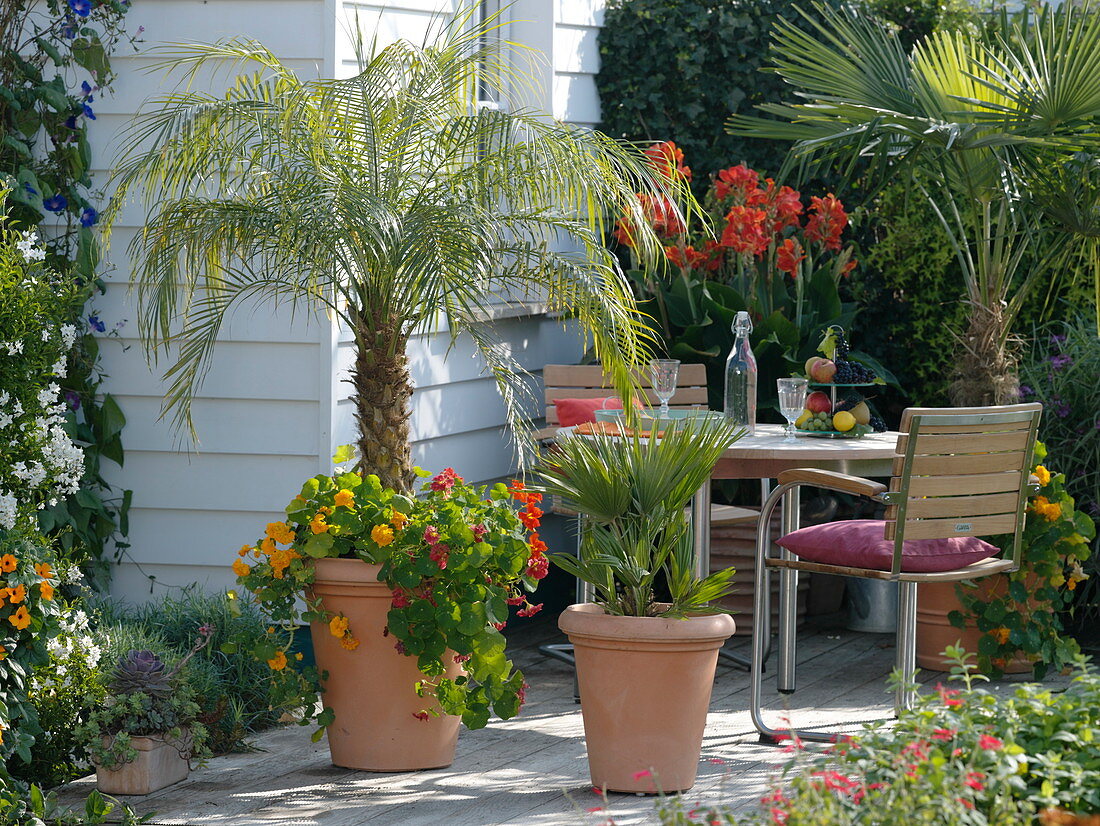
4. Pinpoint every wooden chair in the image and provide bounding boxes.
[748,403,1042,743]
